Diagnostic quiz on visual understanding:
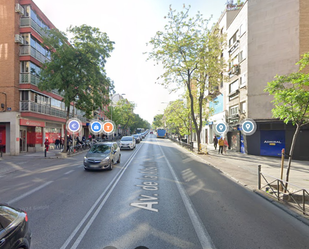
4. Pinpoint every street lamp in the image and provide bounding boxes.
[110,93,125,121]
